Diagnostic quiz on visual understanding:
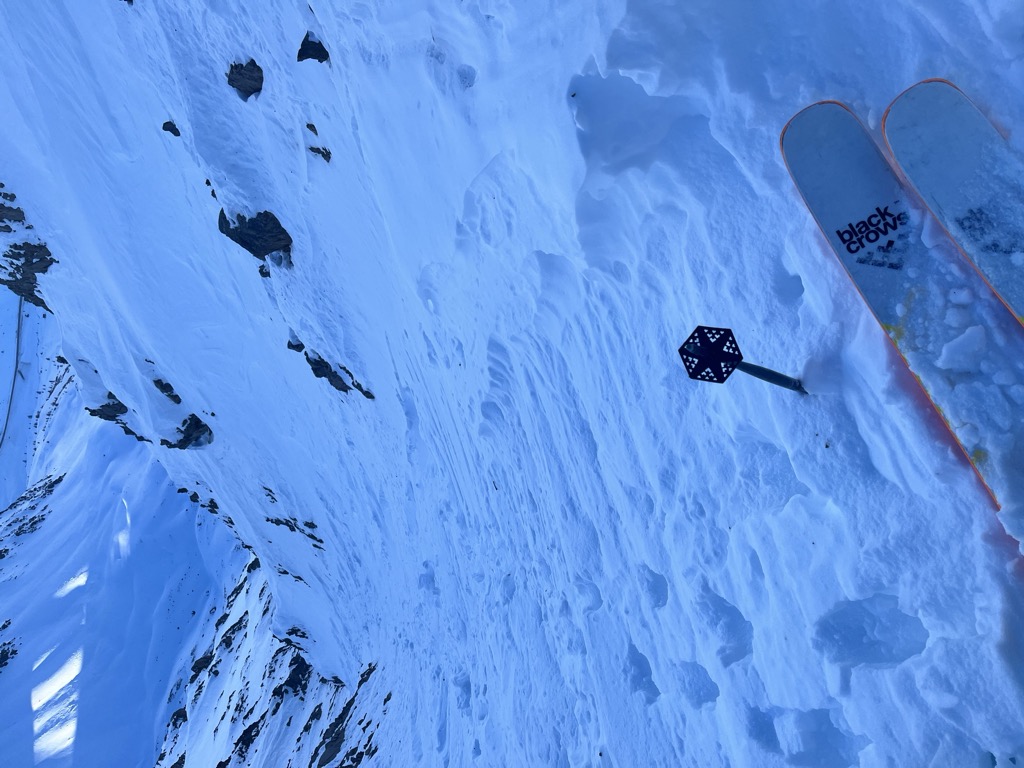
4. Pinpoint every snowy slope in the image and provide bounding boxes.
[1,0,1024,766]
